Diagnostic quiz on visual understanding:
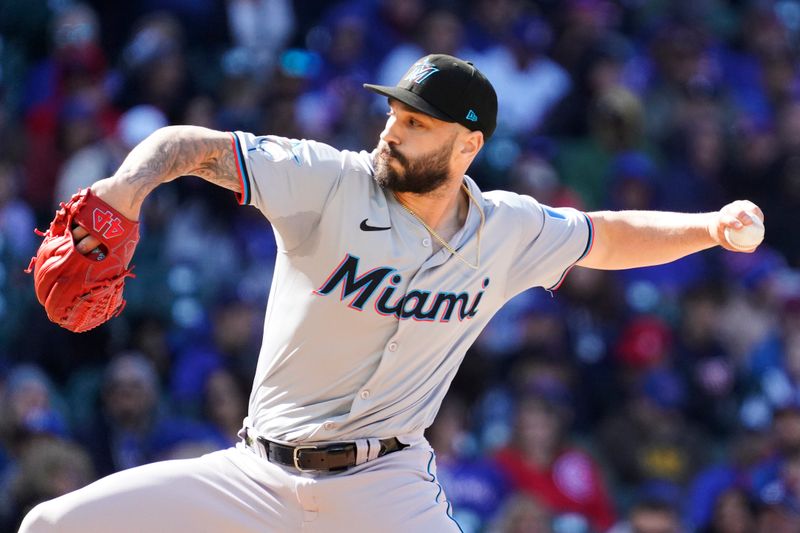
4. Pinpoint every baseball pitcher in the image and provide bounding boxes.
[21,55,763,532]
